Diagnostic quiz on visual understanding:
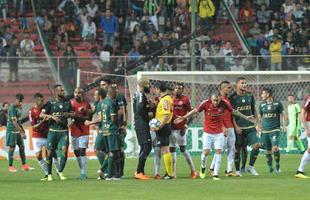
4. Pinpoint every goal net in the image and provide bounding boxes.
[126,71,310,154]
